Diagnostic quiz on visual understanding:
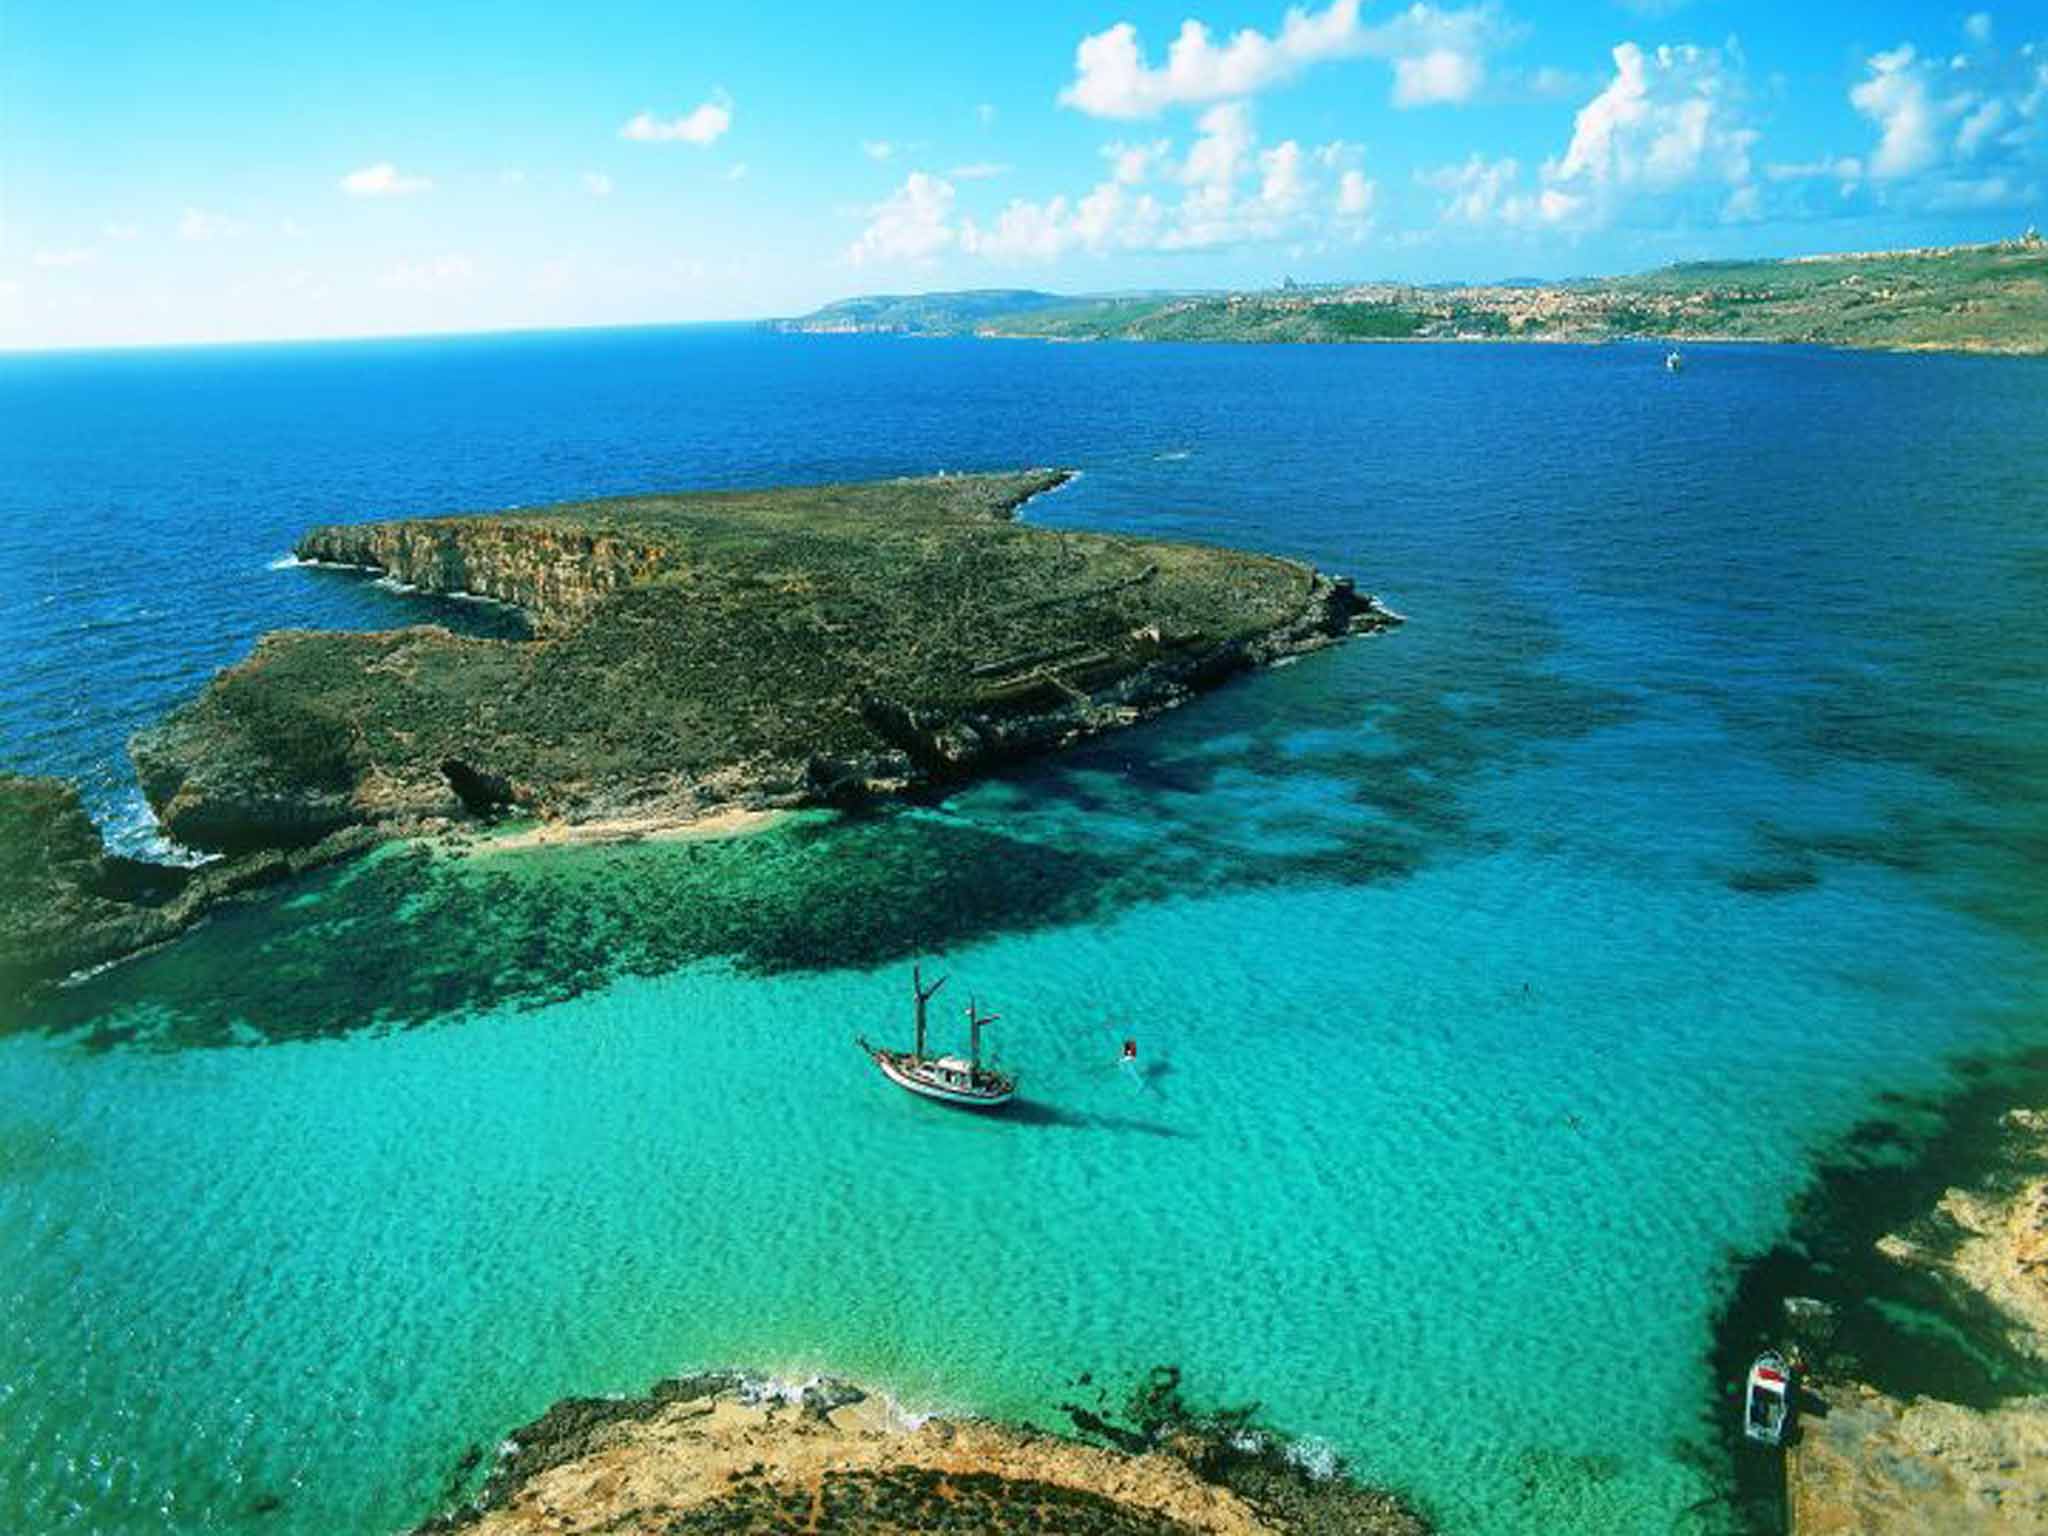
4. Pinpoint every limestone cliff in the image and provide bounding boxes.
[295,521,664,633]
